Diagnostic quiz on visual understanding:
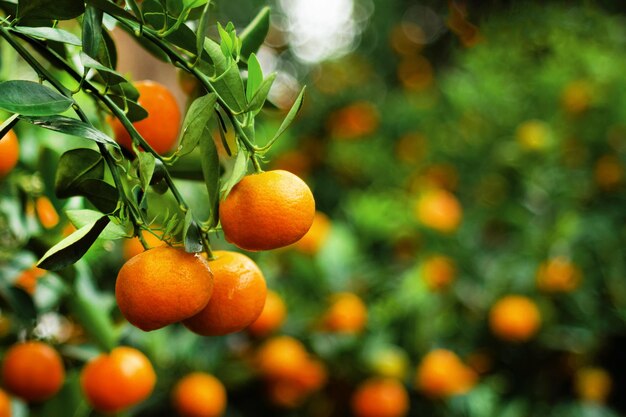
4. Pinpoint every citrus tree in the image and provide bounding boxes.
[2,1,626,417]
[0,0,314,415]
